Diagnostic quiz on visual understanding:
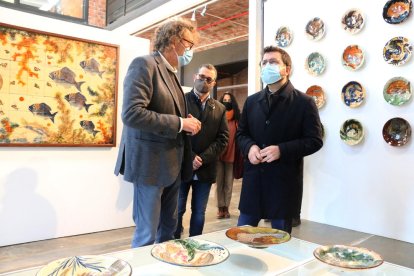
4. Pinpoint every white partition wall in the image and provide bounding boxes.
[263,0,414,243]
